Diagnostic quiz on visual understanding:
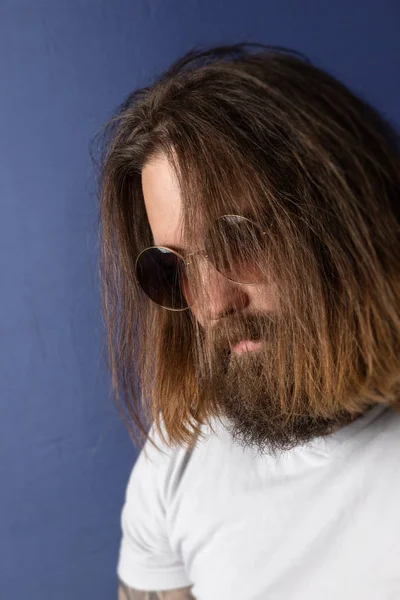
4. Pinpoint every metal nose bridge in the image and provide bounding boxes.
[184,250,209,267]
[183,249,262,288]
[183,250,221,284]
